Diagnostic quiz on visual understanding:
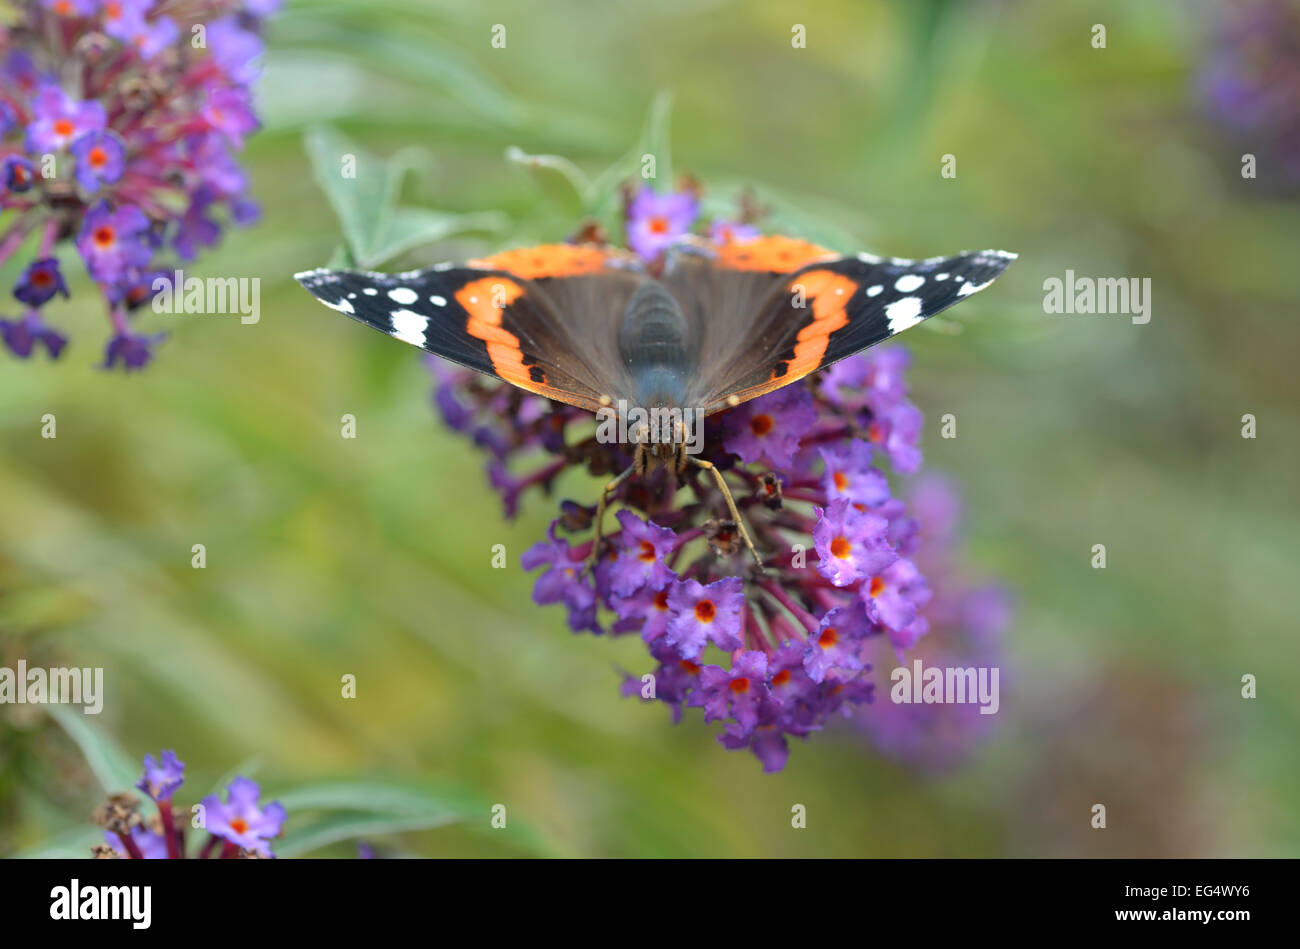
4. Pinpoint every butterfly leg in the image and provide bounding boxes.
[688,457,766,574]
[586,463,636,570]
